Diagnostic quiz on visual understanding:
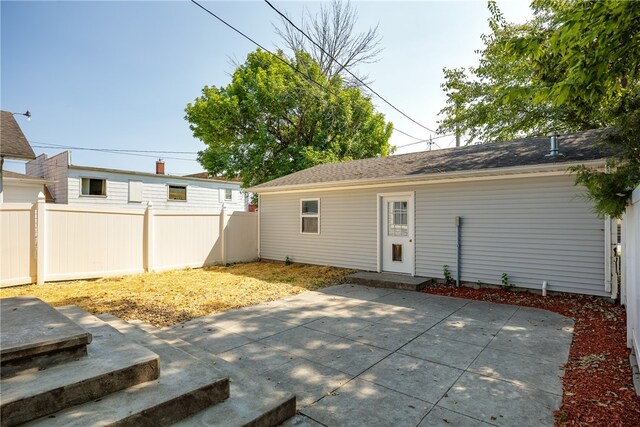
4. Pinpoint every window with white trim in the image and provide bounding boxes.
[81,178,106,196]
[168,185,187,201]
[300,199,320,234]
[225,188,233,201]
